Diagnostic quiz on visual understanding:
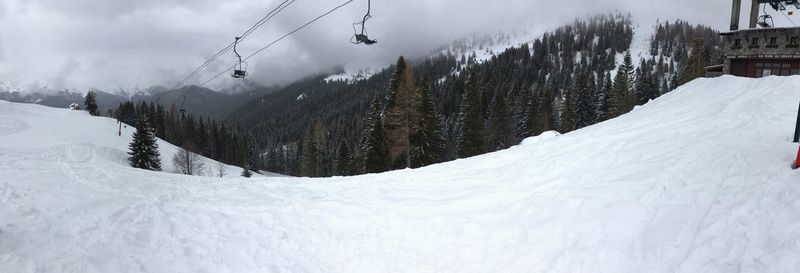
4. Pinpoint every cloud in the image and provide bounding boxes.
[50,57,81,91]
[0,0,780,93]
[0,34,4,62]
